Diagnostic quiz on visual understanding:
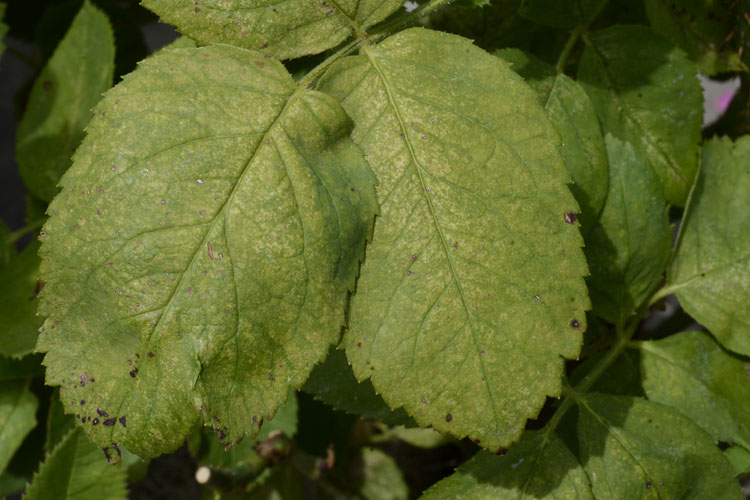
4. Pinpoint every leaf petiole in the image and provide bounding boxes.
[9,218,46,244]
